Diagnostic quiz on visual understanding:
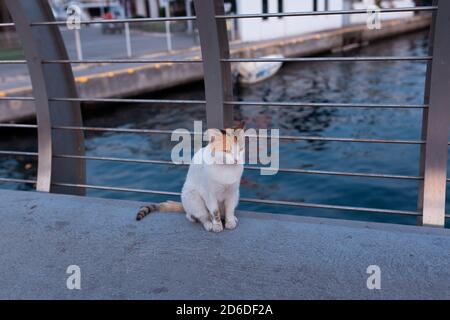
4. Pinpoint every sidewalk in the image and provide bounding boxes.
[0,189,448,299]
